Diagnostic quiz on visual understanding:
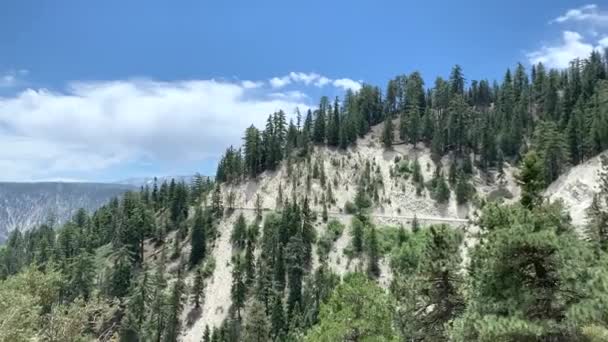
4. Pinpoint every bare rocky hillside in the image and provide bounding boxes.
[545,150,608,226]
